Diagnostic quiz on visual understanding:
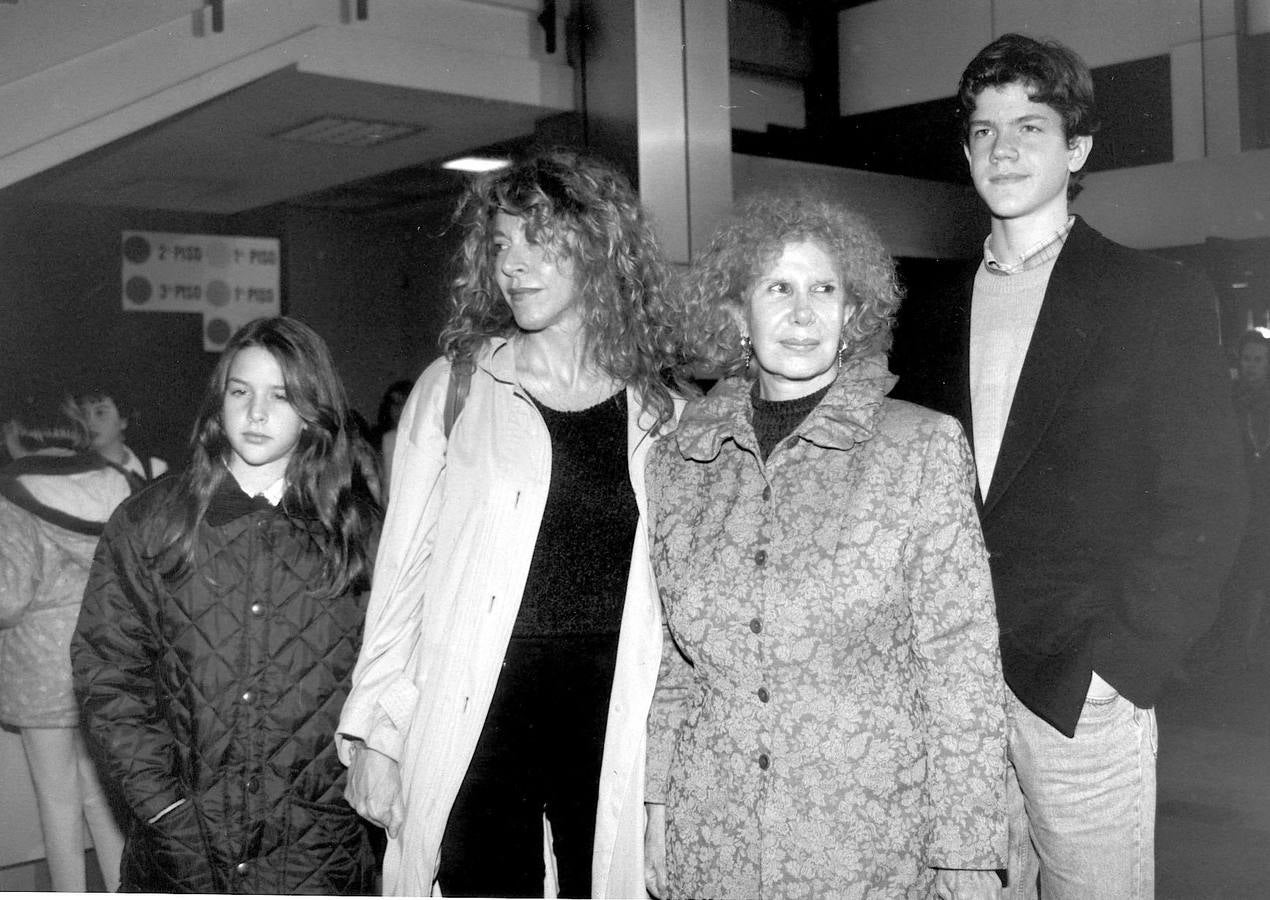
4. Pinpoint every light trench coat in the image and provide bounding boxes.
[337,337,675,897]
